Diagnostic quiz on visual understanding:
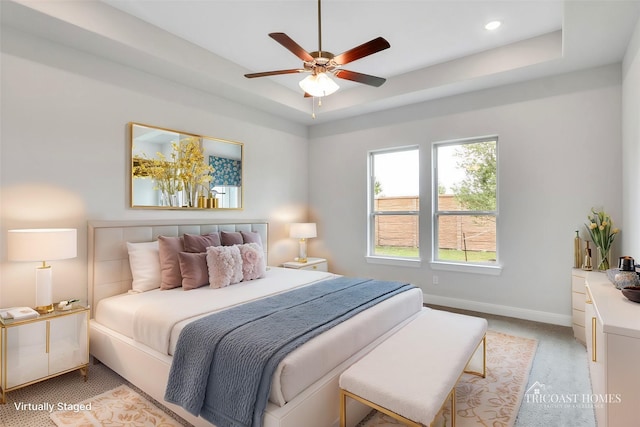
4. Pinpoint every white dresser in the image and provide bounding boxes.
[571,268,587,344]
[0,305,89,403]
[585,272,640,427]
